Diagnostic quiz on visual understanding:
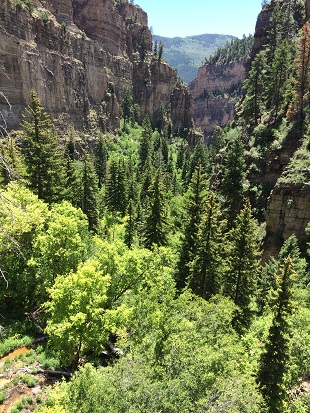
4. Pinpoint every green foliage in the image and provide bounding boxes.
[176,163,208,290]
[220,128,246,224]
[0,183,49,313]
[0,335,32,357]
[81,153,99,233]
[153,33,235,84]
[143,168,168,249]
[189,191,226,299]
[28,201,90,299]
[223,199,261,332]
[21,90,65,204]
[45,260,113,368]
[205,35,254,66]
[257,258,296,413]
